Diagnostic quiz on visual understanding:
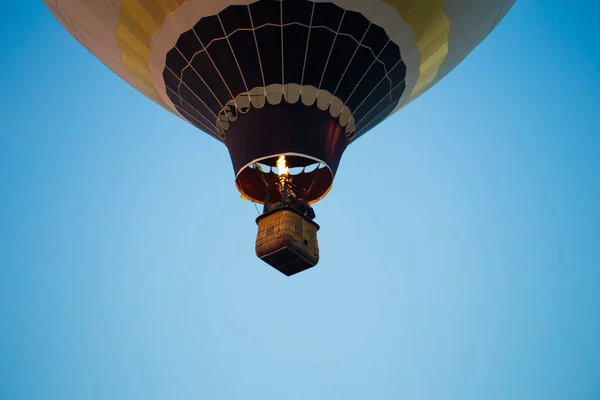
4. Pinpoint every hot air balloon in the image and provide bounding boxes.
[44,0,515,276]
